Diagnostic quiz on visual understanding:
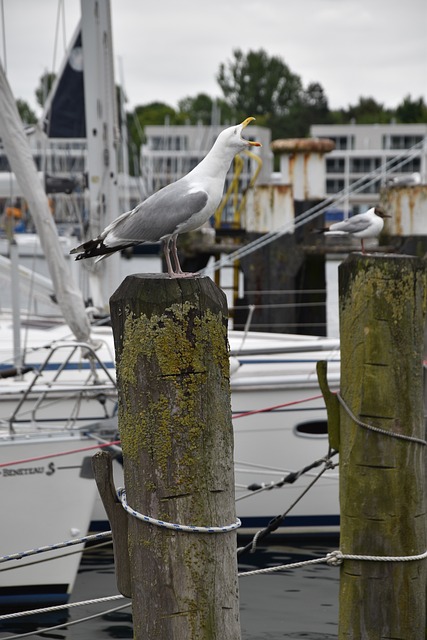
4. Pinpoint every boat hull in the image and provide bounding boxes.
[0,434,99,610]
